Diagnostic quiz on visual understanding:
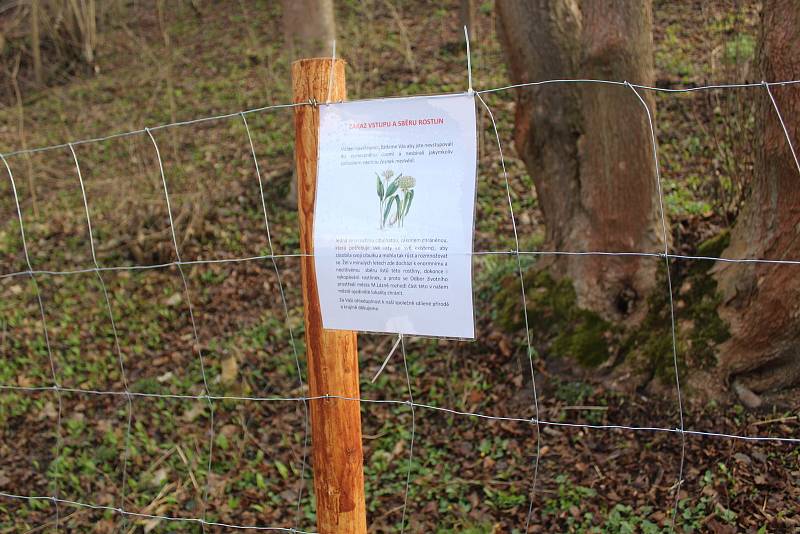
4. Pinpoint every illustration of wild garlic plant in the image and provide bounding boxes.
[376,169,416,229]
